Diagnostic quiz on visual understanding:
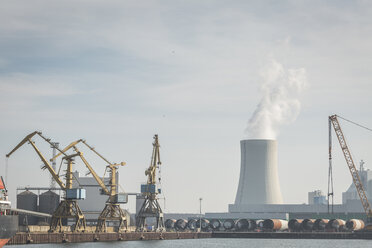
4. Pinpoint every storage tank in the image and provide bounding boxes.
[262,219,288,231]
[39,190,60,214]
[235,140,283,205]
[346,219,365,231]
[17,190,38,225]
